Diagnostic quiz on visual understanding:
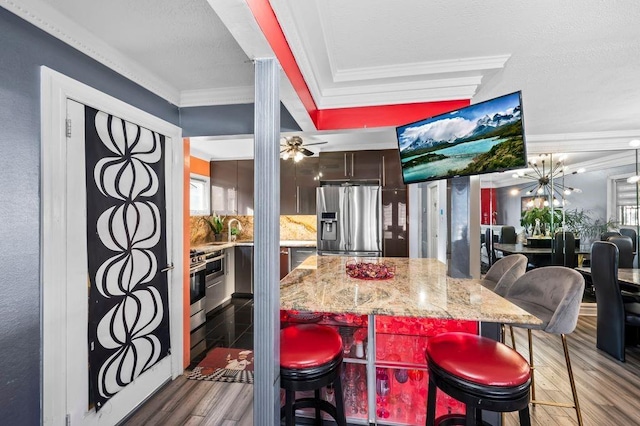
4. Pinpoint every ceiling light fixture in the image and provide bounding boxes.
[280,136,328,161]
[512,155,582,203]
